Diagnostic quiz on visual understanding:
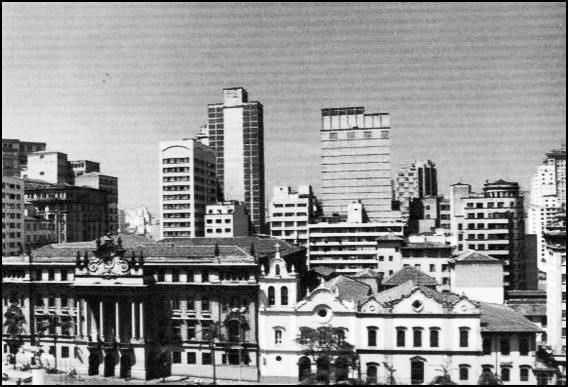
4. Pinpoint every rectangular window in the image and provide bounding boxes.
[459,328,469,347]
[519,335,530,356]
[202,271,209,282]
[413,328,422,347]
[61,346,69,359]
[172,351,182,364]
[202,297,210,312]
[187,352,196,364]
[396,329,405,347]
[202,352,212,365]
[500,338,510,355]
